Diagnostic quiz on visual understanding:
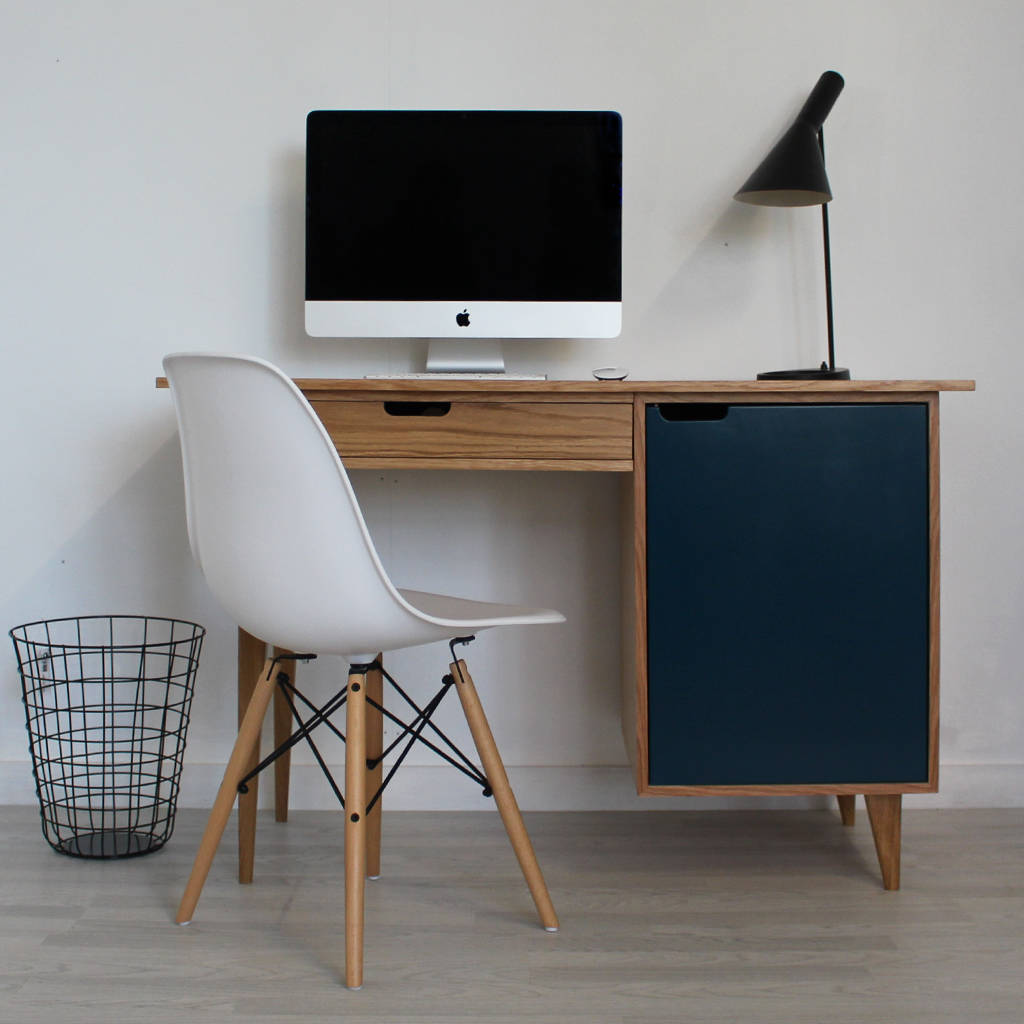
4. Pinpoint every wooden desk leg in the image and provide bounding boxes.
[837,795,856,826]
[272,647,294,823]
[237,628,266,884]
[344,668,368,990]
[365,655,384,879]
[865,794,902,890]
